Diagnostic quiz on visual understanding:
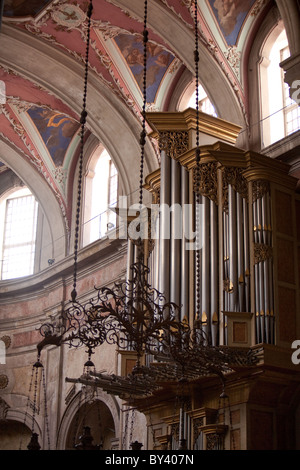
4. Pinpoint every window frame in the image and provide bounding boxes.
[0,189,38,280]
